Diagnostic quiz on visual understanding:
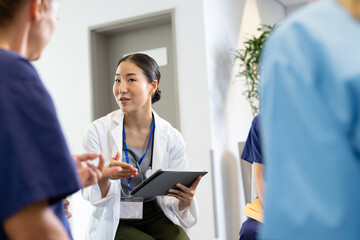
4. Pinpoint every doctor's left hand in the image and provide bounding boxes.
[73,153,122,188]
[167,176,202,211]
